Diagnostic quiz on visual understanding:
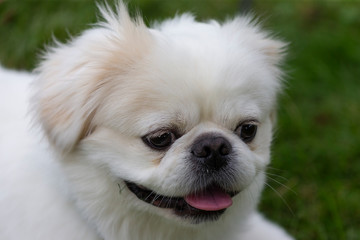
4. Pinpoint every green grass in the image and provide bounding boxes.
[1,0,359,239]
